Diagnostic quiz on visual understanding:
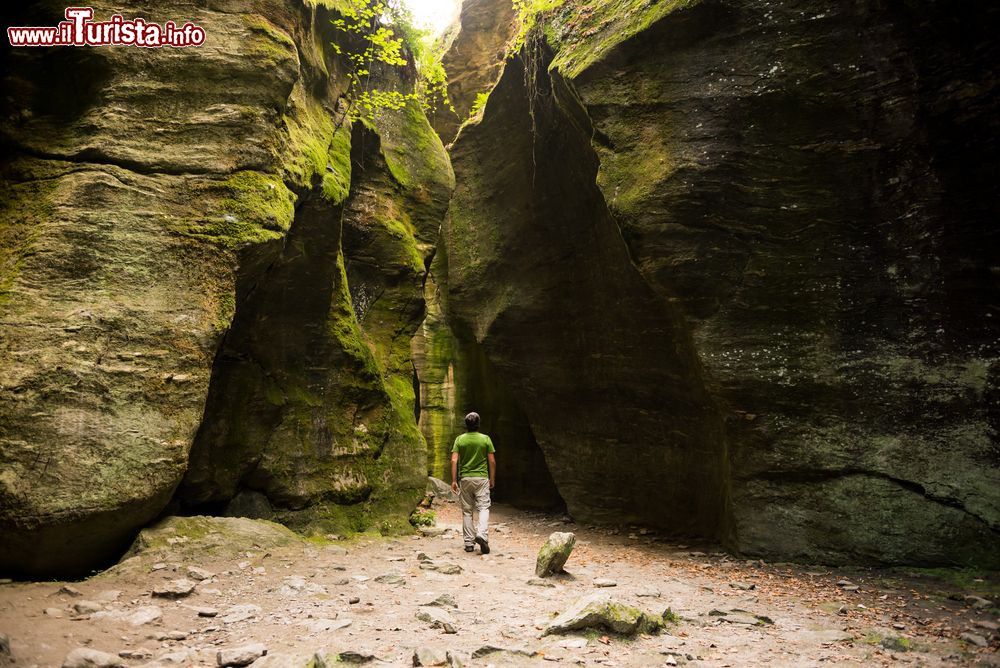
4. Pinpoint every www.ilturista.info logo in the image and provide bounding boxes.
[7,7,206,48]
